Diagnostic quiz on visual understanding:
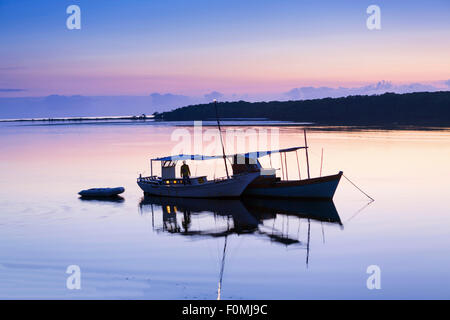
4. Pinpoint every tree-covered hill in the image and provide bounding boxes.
[154,91,450,126]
